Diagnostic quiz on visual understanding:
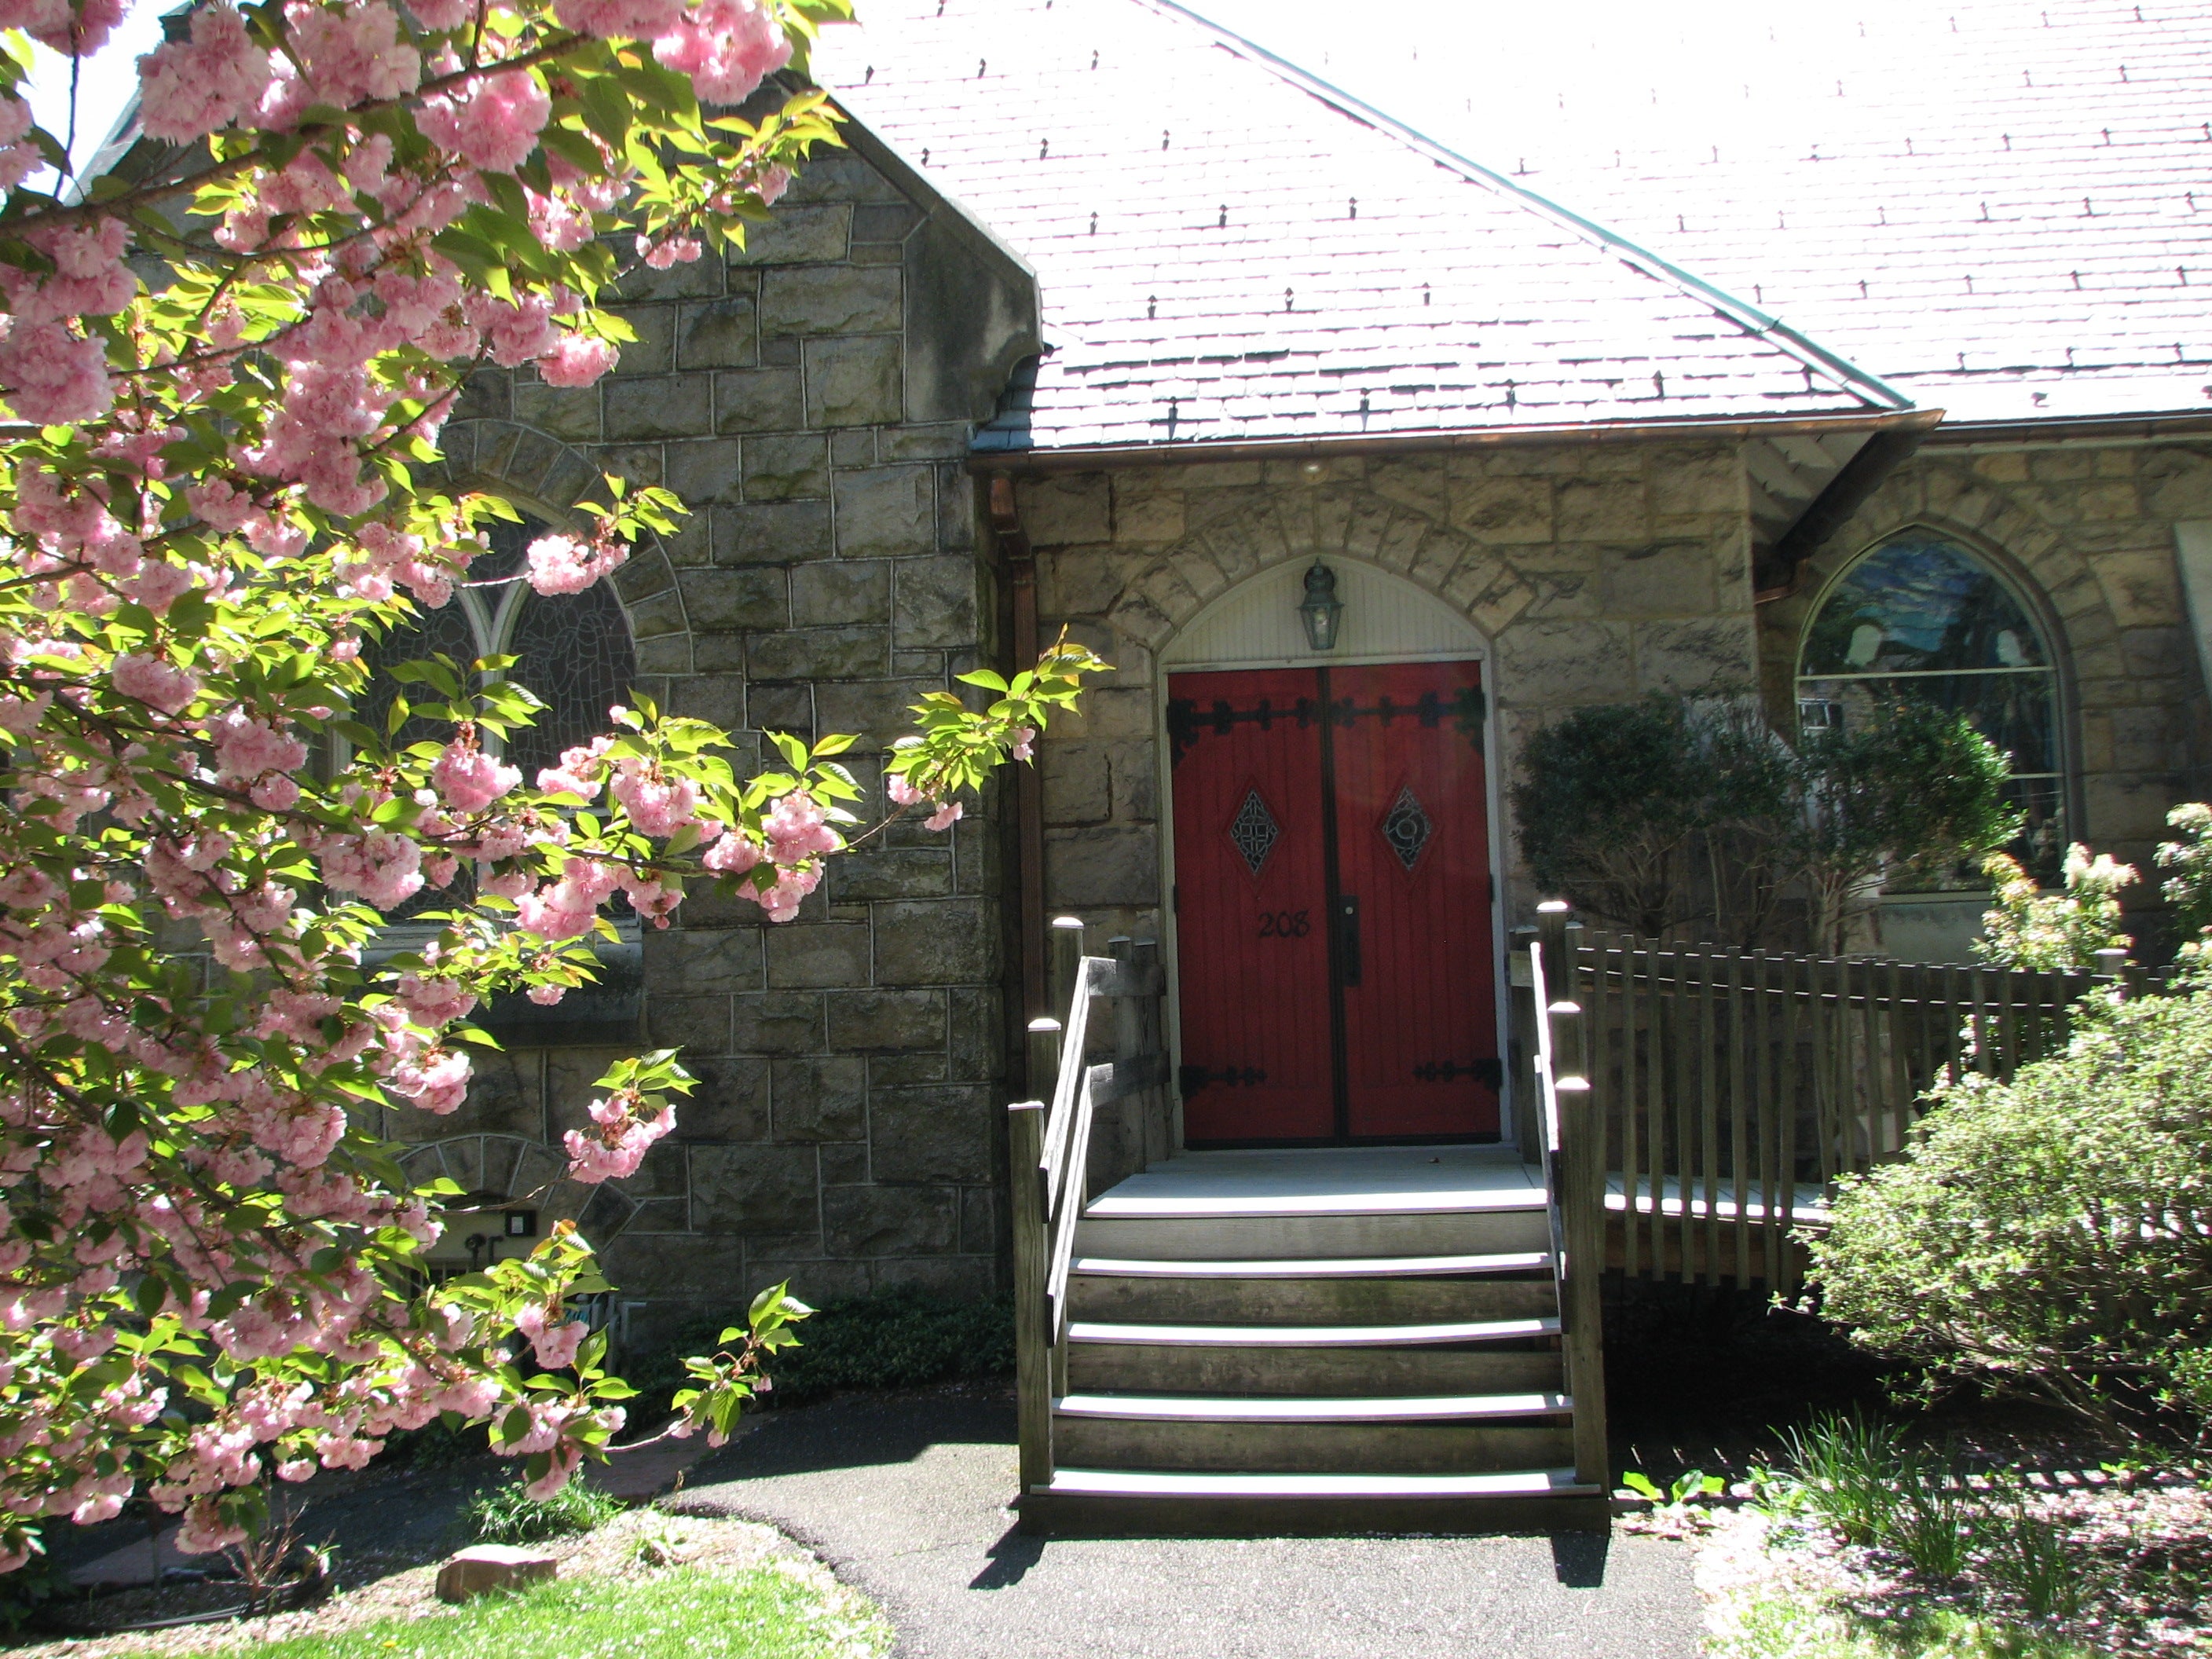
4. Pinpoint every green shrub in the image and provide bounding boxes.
[628,1288,1014,1426]
[1512,694,2016,950]
[1807,969,2212,1437]
[1511,696,1722,938]
[465,1471,624,1544]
